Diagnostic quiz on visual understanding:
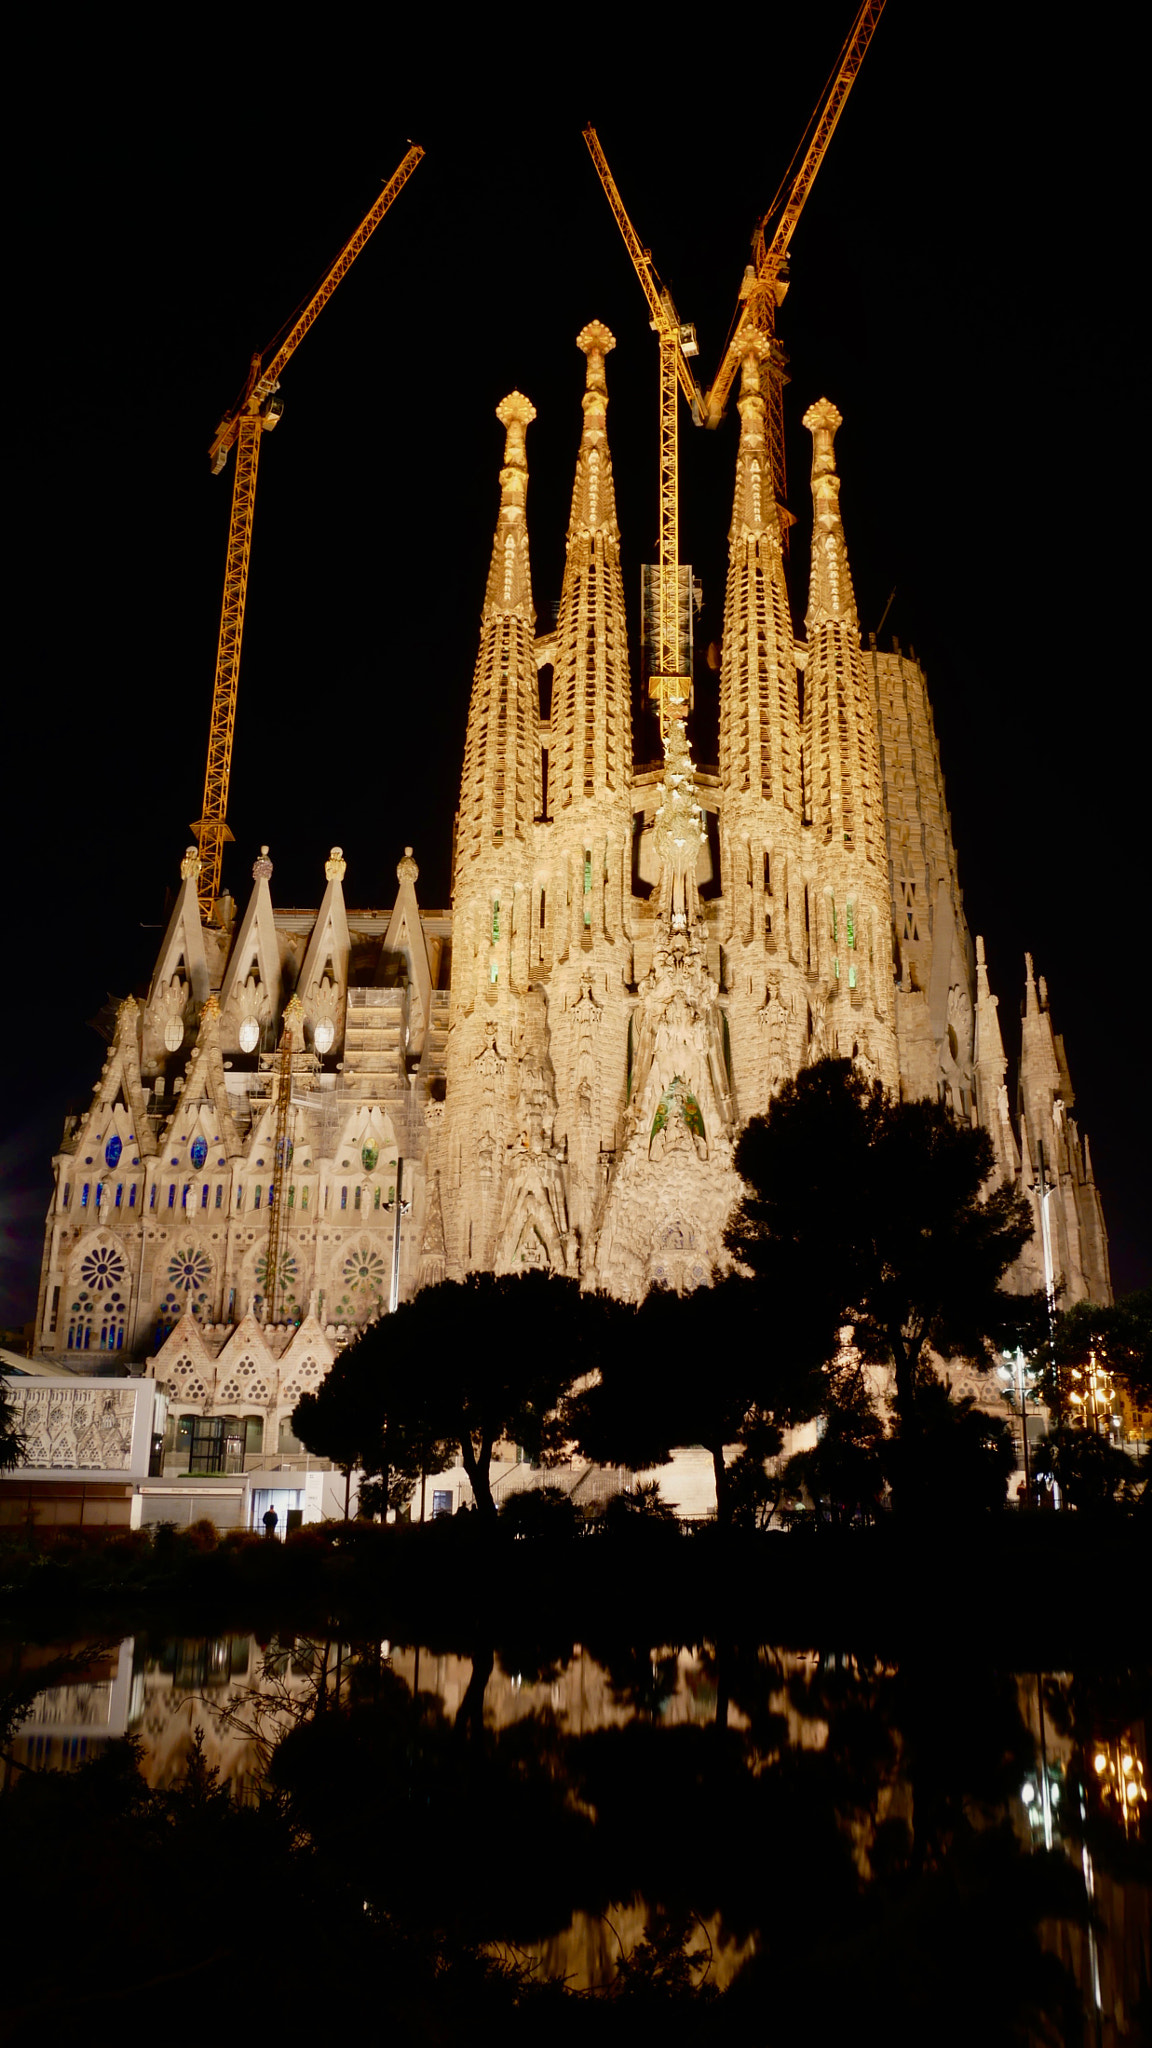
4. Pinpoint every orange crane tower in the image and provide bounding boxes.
[702,0,885,506]
[585,1,883,648]
[583,127,703,740]
[194,146,424,925]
